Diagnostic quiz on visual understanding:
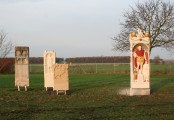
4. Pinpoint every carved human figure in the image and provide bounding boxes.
[22,50,28,57]
[45,53,54,73]
[134,45,147,74]
[16,50,21,56]
[137,28,143,38]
